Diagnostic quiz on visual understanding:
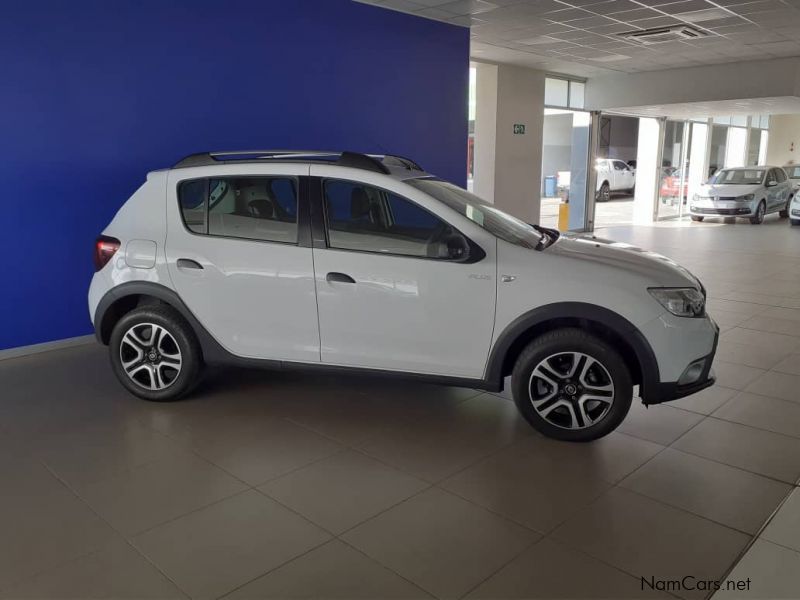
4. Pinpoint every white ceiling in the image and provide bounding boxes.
[356,0,800,76]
